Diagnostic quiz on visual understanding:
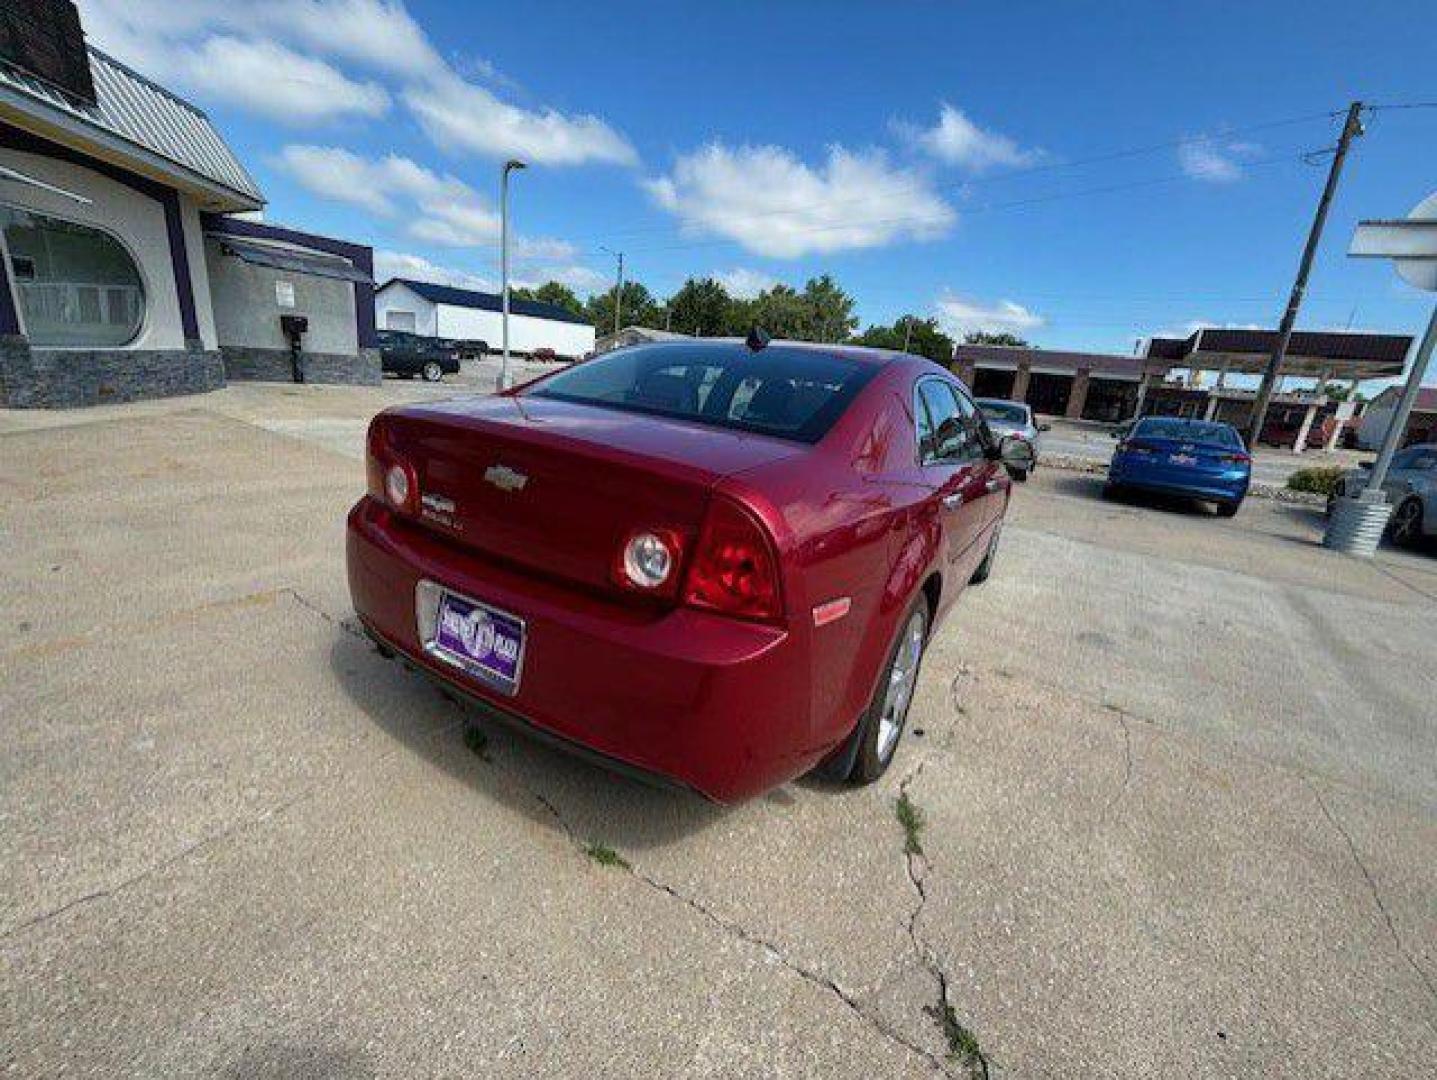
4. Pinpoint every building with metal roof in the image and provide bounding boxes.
[0,0,378,407]
[375,278,596,360]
